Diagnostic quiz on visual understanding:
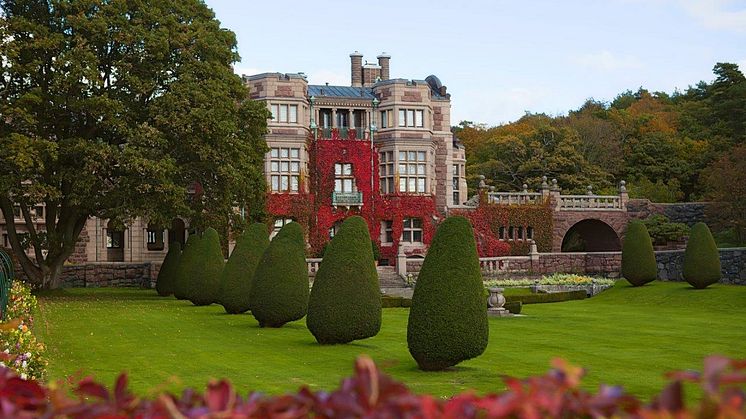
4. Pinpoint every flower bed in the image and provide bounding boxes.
[484,273,615,288]
[0,281,47,380]
[0,355,744,417]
